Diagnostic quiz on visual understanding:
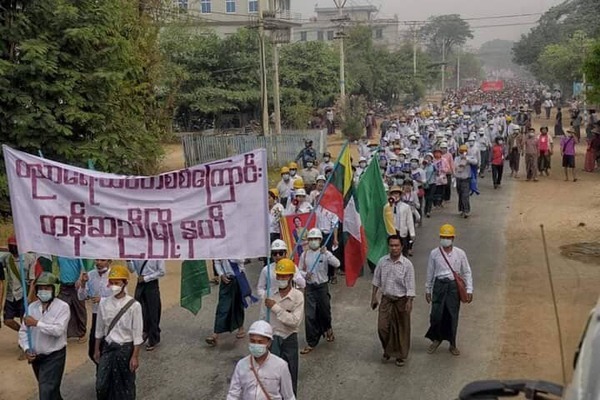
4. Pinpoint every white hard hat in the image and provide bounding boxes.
[414,132,421,138]
[248,320,273,340]
[435,132,444,138]
[359,156,367,162]
[389,154,398,161]
[270,239,288,251]
[316,175,326,182]
[307,228,323,240]
[440,141,449,148]
[400,149,409,156]
[295,188,306,197]
[478,127,485,133]
[427,126,435,132]
[464,115,471,120]
[409,135,416,141]
[391,123,398,128]
[468,133,477,141]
